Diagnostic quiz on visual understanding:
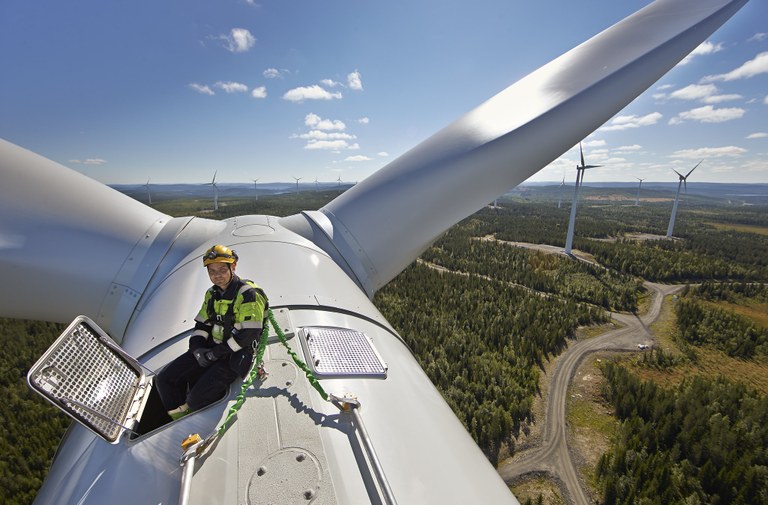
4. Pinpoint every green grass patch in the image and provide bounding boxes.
[707,299,768,329]
[510,476,566,505]
[576,320,624,340]
[706,221,768,236]
[647,294,684,358]
[635,287,653,317]
[567,359,618,494]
